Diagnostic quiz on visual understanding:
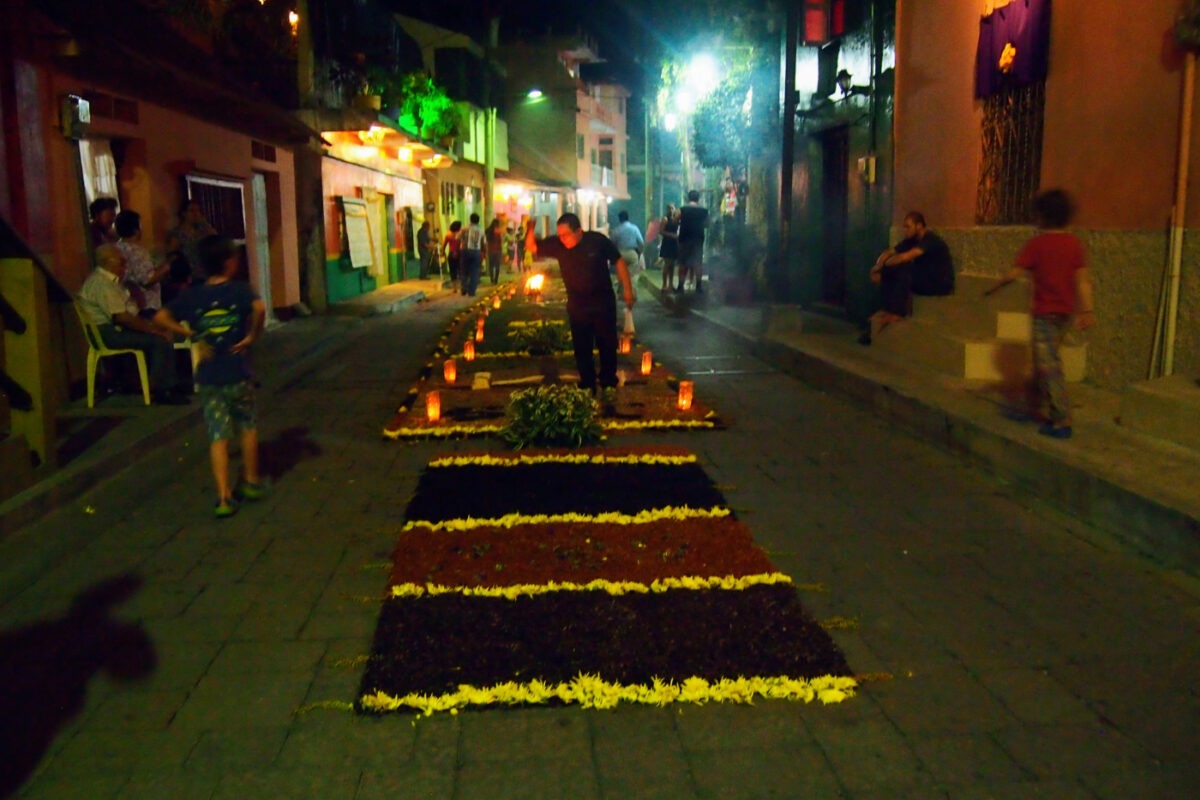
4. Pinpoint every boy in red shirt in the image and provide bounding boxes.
[986,189,1095,439]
